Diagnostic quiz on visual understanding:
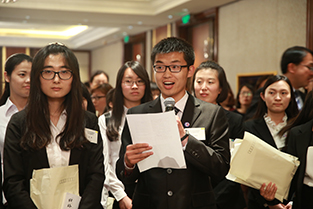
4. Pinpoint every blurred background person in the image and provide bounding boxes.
[150,81,160,100]
[91,83,113,116]
[191,60,246,209]
[99,61,152,209]
[0,53,32,207]
[90,70,109,89]
[244,75,298,209]
[220,82,236,111]
[81,82,96,114]
[234,84,254,117]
